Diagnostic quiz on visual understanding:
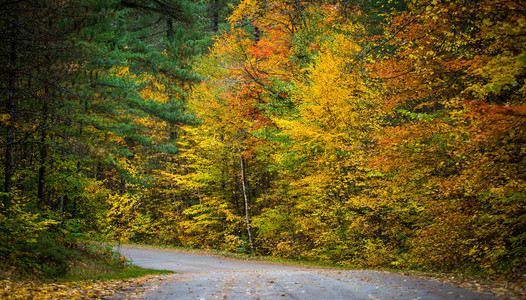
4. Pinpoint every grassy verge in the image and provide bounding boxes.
[64,255,173,282]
